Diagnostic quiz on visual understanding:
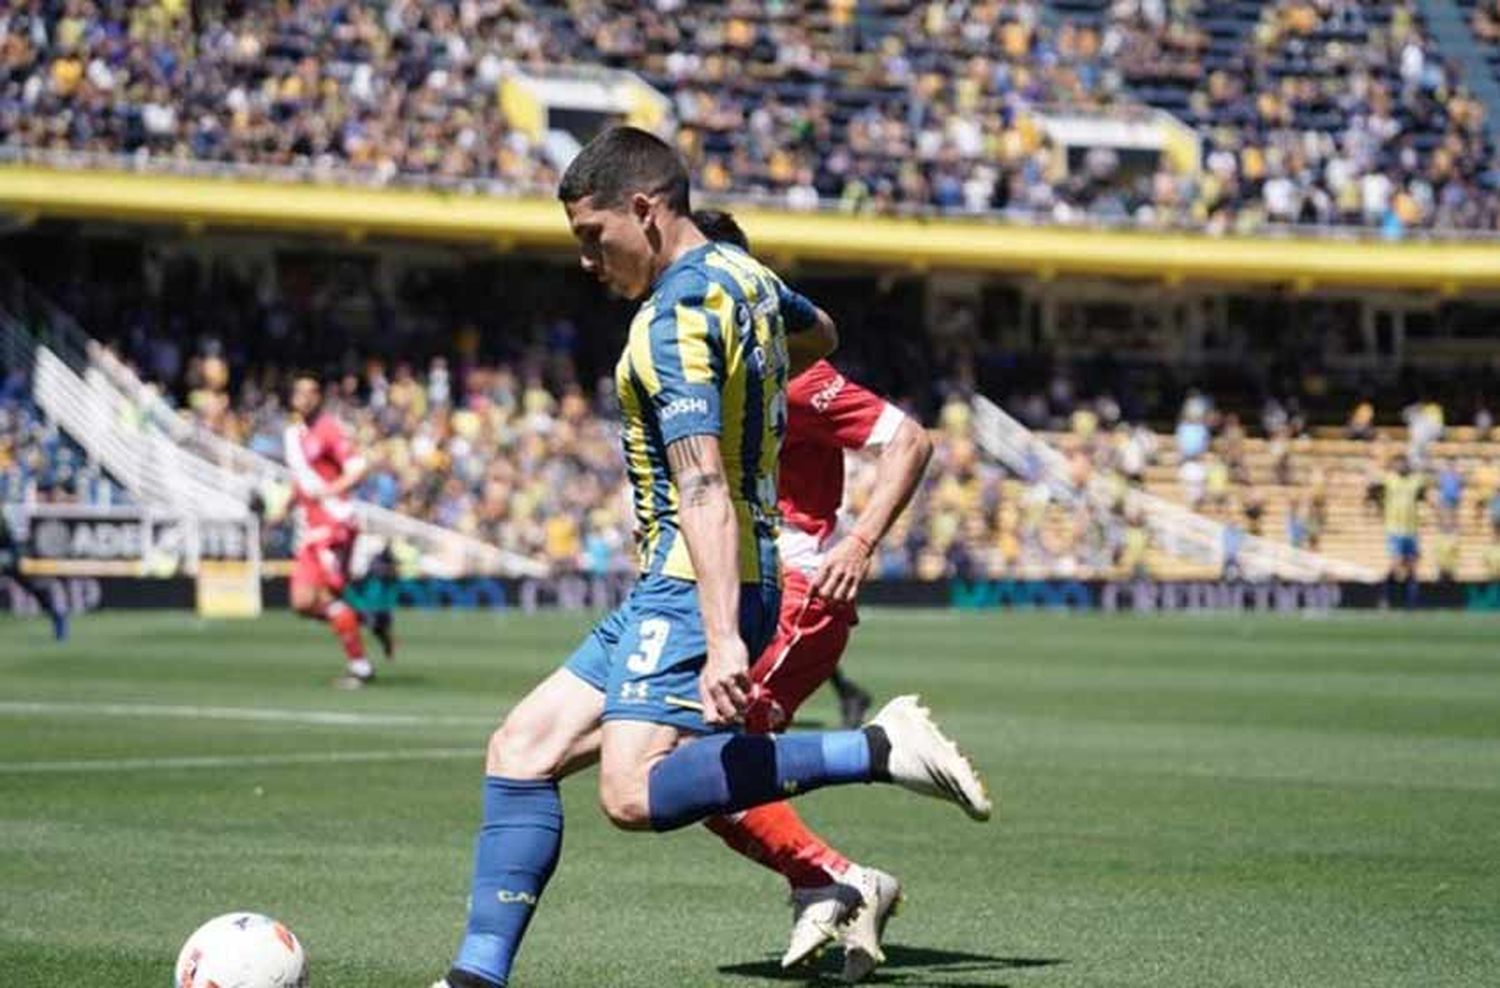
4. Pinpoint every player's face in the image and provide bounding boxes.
[564,194,657,301]
[290,378,321,417]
